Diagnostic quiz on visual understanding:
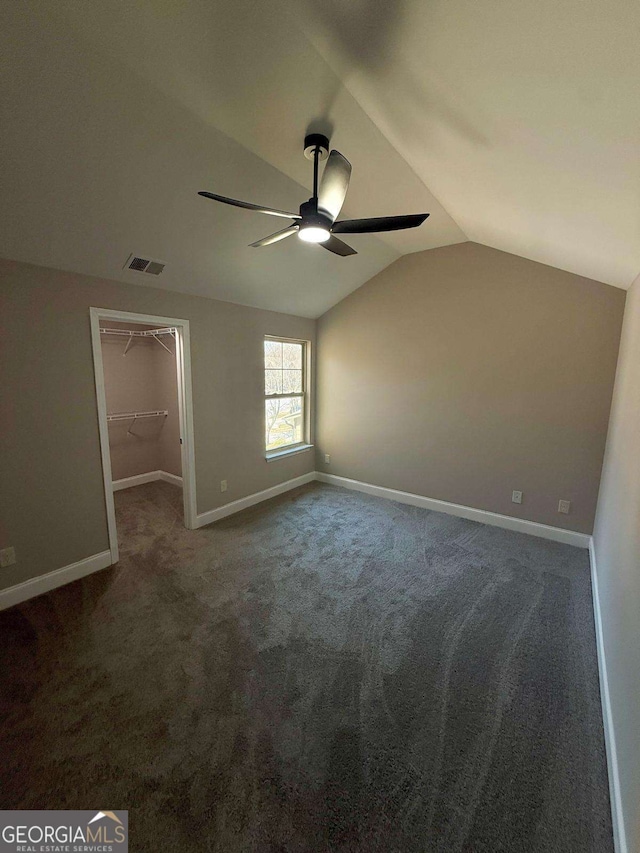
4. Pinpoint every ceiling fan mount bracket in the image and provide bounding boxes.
[303,133,329,161]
